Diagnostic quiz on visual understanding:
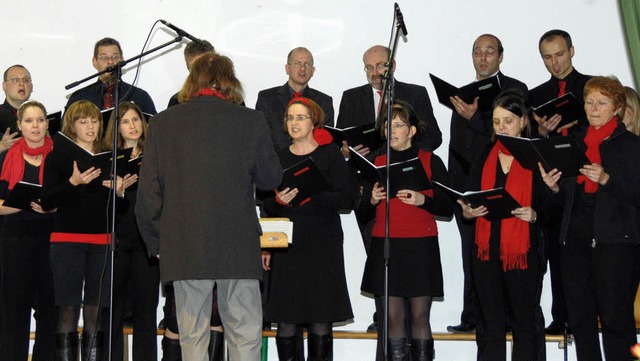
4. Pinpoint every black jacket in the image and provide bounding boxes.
[556,122,640,245]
